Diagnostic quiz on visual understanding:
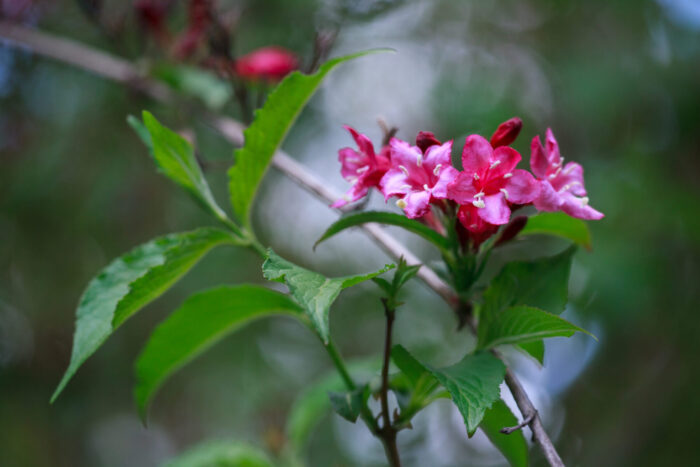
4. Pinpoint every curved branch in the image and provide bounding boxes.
[0,21,564,466]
